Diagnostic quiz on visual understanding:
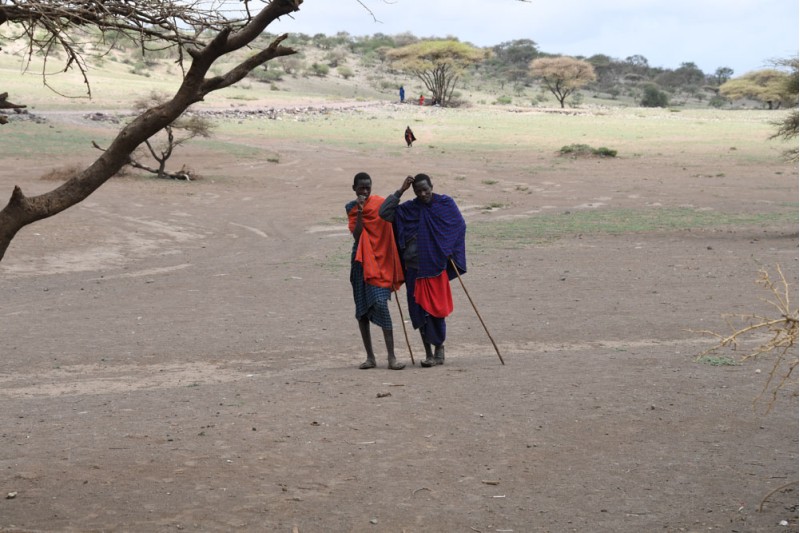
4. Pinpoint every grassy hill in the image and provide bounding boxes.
[1,29,707,113]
